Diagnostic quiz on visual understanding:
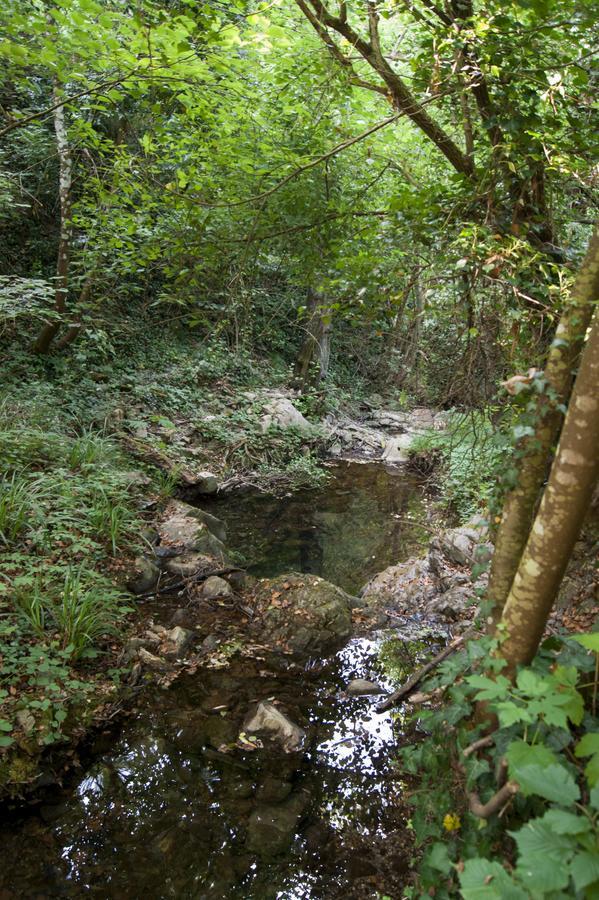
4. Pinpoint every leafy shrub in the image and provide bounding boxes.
[411,410,511,519]
[394,631,599,898]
